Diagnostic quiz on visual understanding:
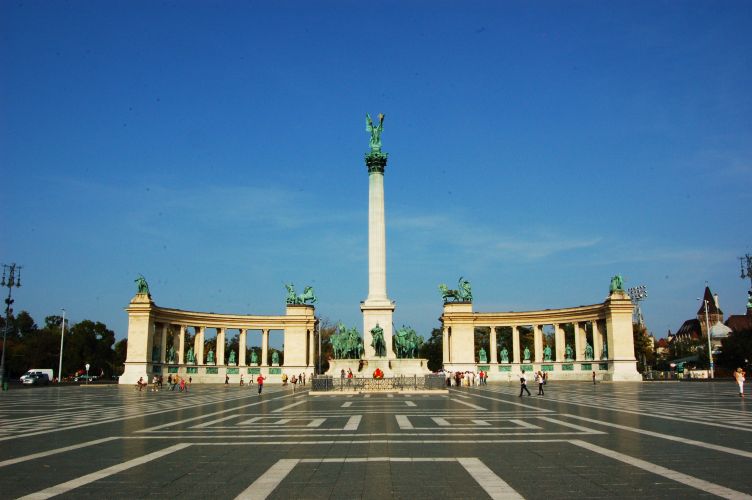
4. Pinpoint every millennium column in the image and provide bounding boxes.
[361,113,396,360]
